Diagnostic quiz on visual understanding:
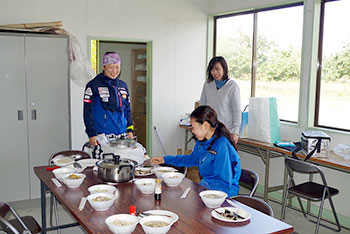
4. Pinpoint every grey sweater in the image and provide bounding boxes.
[199,79,241,135]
